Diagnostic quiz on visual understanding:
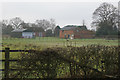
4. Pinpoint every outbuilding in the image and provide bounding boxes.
[11,29,34,38]
[11,27,45,38]
[22,29,35,38]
